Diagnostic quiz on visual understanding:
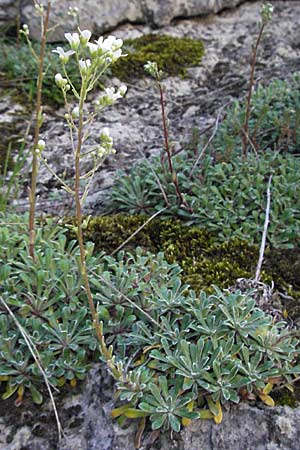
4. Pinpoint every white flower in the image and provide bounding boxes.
[34,3,44,14]
[71,106,80,118]
[80,29,92,46]
[67,6,79,17]
[118,85,127,97]
[79,58,91,74]
[111,48,122,62]
[87,42,98,56]
[36,139,45,152]
[22,24,29,36]
[65,32,80,50]
[96,86,125,107]
[52,46,75,64]
[94,35,123,61]
[55,73,68,88]
[100,127,111,140]
[103,35,123,51]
